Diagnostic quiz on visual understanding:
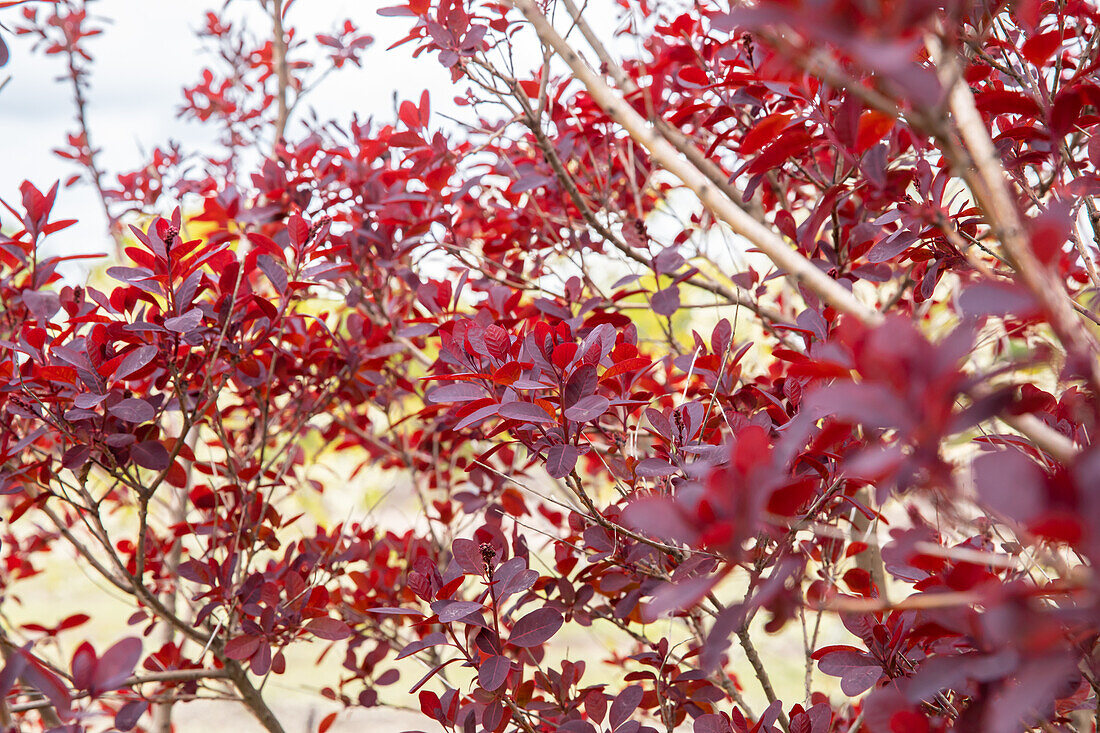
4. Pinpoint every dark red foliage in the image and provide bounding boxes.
[2,0,1100,731]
